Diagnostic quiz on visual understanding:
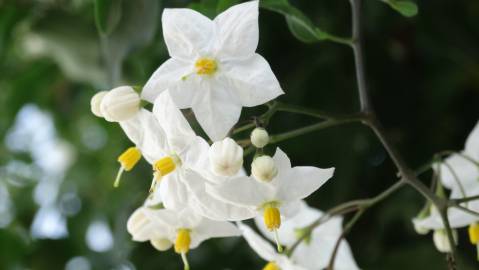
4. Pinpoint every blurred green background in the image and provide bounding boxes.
[1,0,479,269]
